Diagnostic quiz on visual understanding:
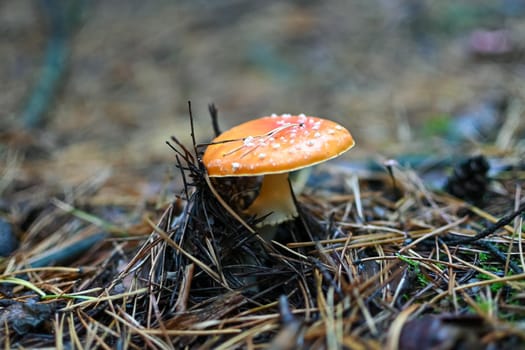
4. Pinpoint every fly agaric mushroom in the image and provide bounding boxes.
[202,114,354,227]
